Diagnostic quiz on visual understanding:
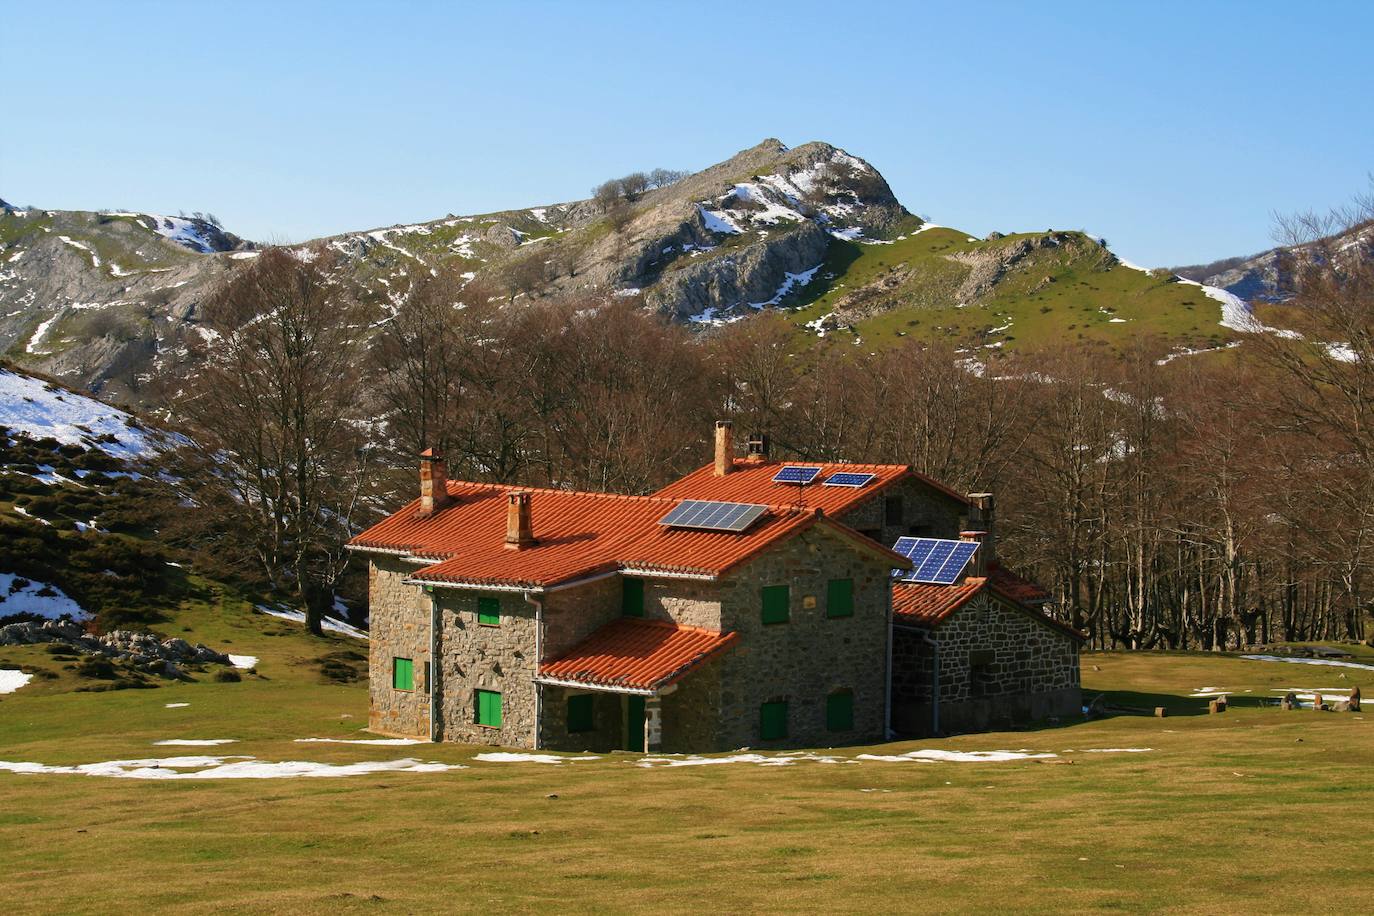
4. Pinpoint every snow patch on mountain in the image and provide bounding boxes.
[750,264,822,308]
[57,236,101,268]
[147,216,221,254]
[0,572,87,620]
[0,367,167,458]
